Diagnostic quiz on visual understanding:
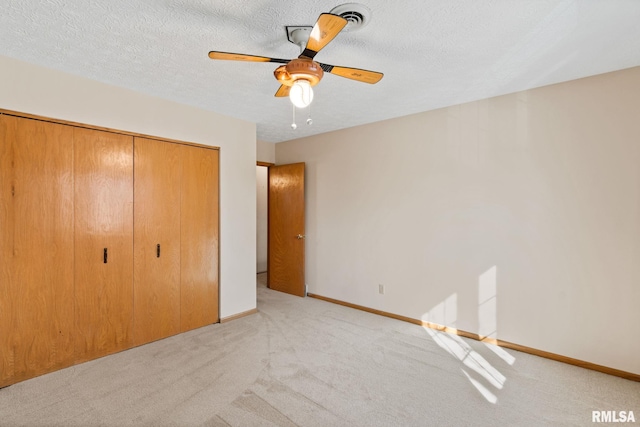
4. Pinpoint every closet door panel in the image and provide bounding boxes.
[133,137,181,345]
[180,146,219,331]
[0,116,75,387]
[74,128,134,362]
